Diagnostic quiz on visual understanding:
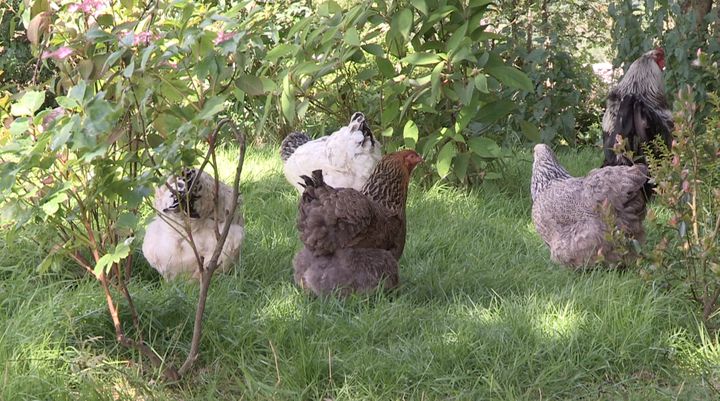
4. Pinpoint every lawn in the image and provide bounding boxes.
[1,145,718,400]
